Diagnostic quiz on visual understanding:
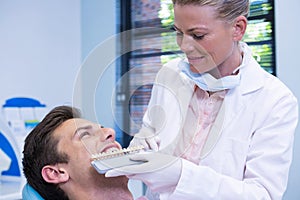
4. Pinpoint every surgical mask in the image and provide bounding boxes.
[179,59,242,92]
